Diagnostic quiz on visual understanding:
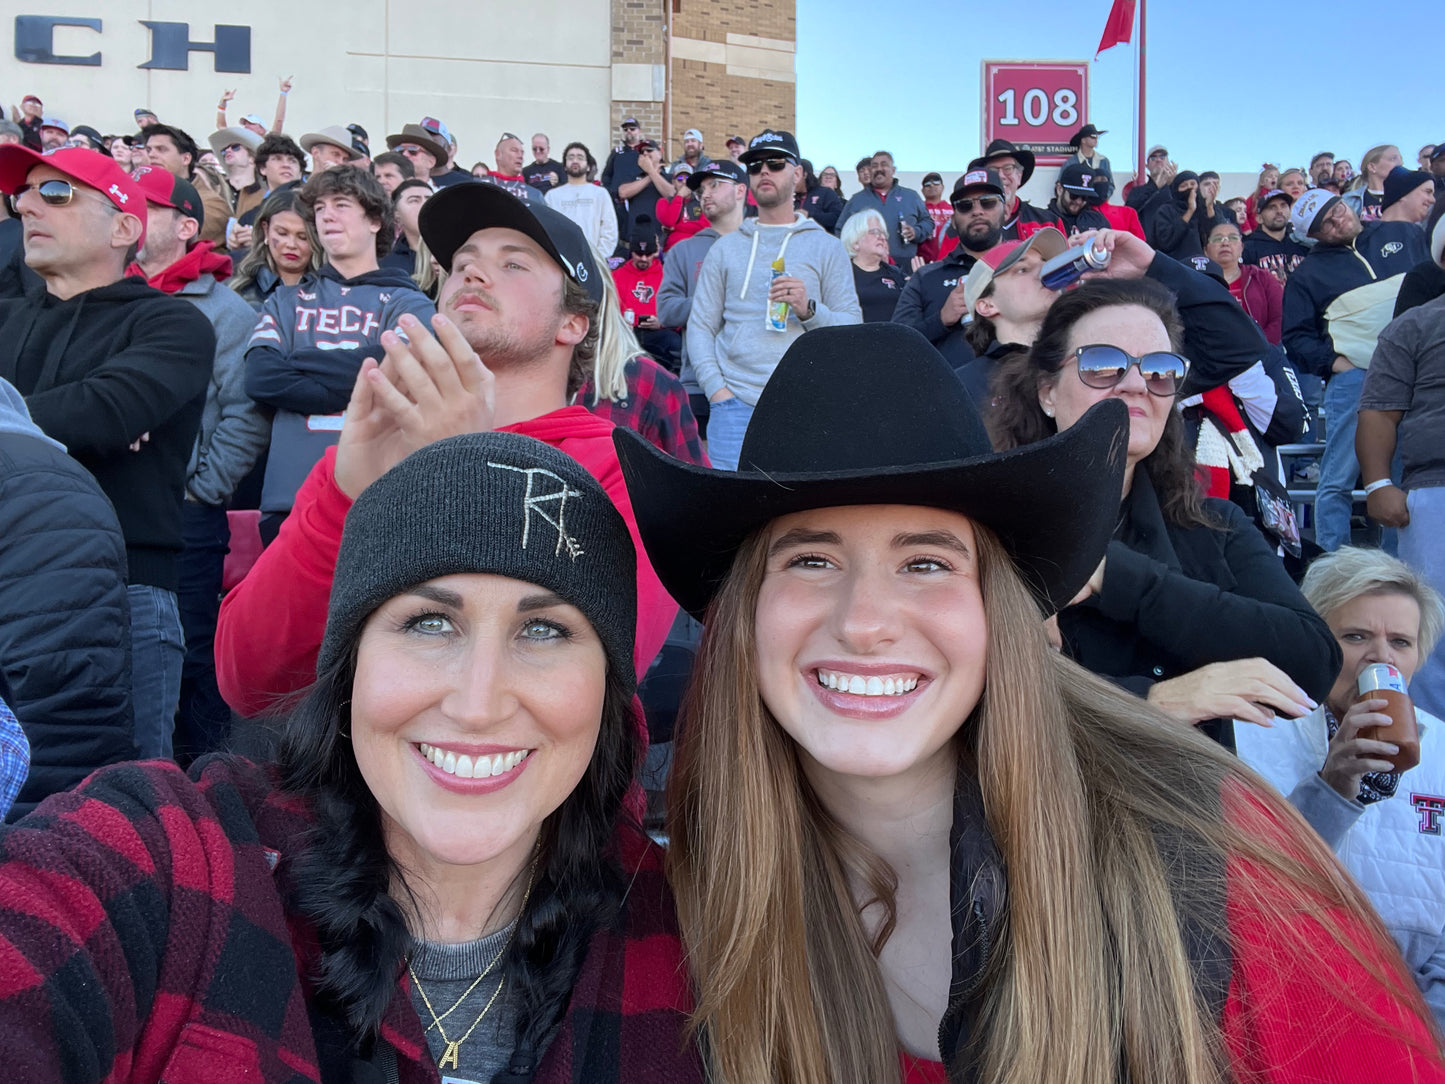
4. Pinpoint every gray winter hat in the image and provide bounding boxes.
[318,432,637,691]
